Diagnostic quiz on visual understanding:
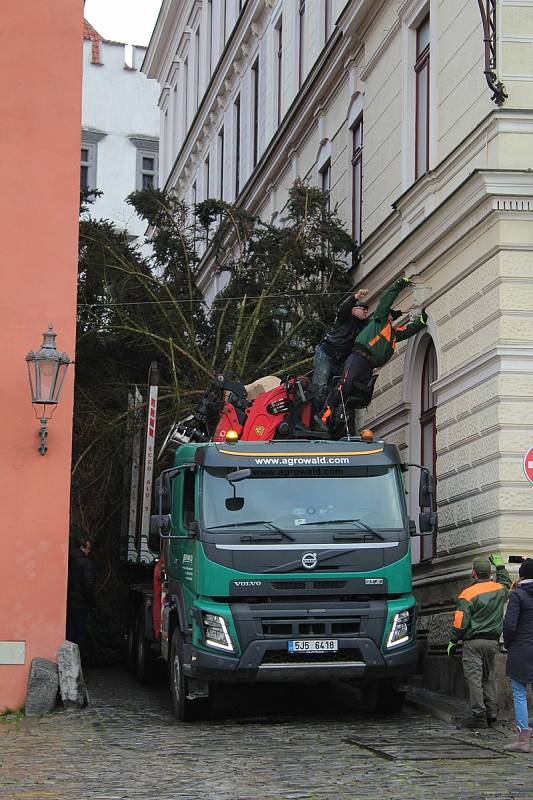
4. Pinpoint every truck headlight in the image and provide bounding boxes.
[202,612,234,652]
[387,609,413,649]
